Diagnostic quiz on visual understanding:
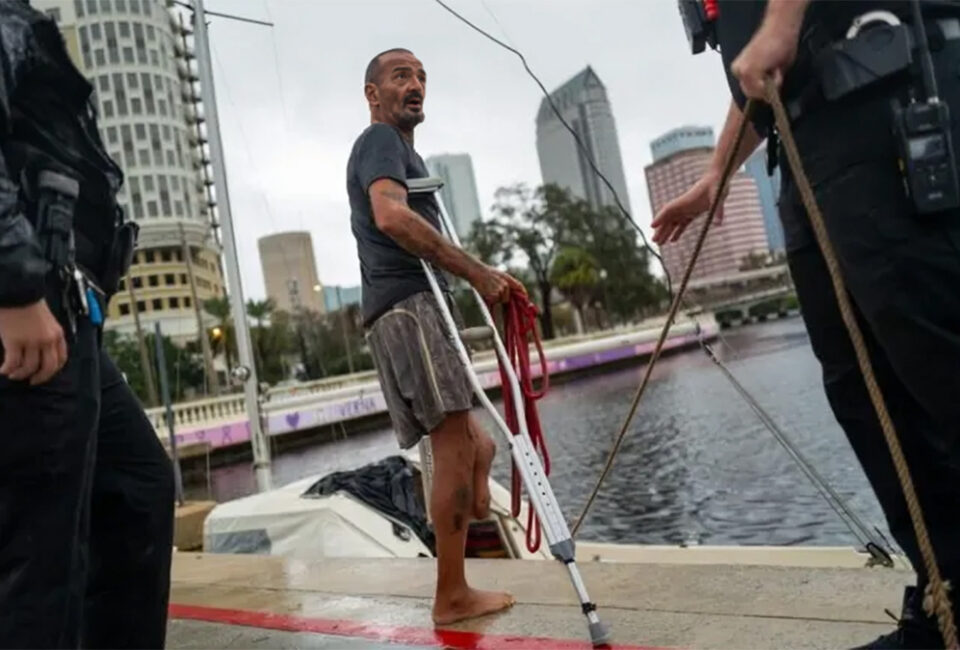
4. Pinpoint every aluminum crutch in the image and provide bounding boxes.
[407,176,610,646]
